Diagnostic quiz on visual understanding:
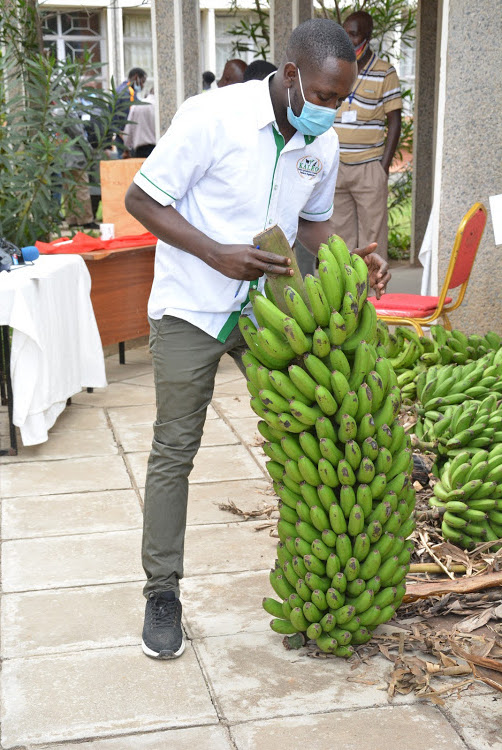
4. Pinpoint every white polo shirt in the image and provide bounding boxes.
[133,75,340,341]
